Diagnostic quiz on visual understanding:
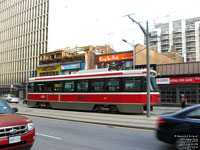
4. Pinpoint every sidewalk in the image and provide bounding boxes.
[9,103,181,130]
